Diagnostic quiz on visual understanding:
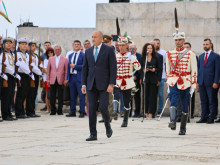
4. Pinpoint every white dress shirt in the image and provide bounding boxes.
[71,50,81,74]
[93,43,102,58]
[56,55,61,69]
[42,59,49,82]
[158,49,167,79]
[204,49,212,60]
